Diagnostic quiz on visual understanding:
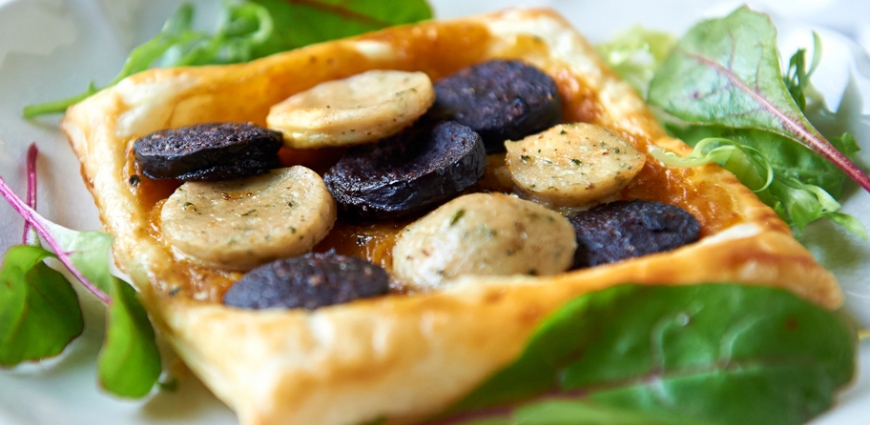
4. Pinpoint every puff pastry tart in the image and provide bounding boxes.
[61,8,841,425]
